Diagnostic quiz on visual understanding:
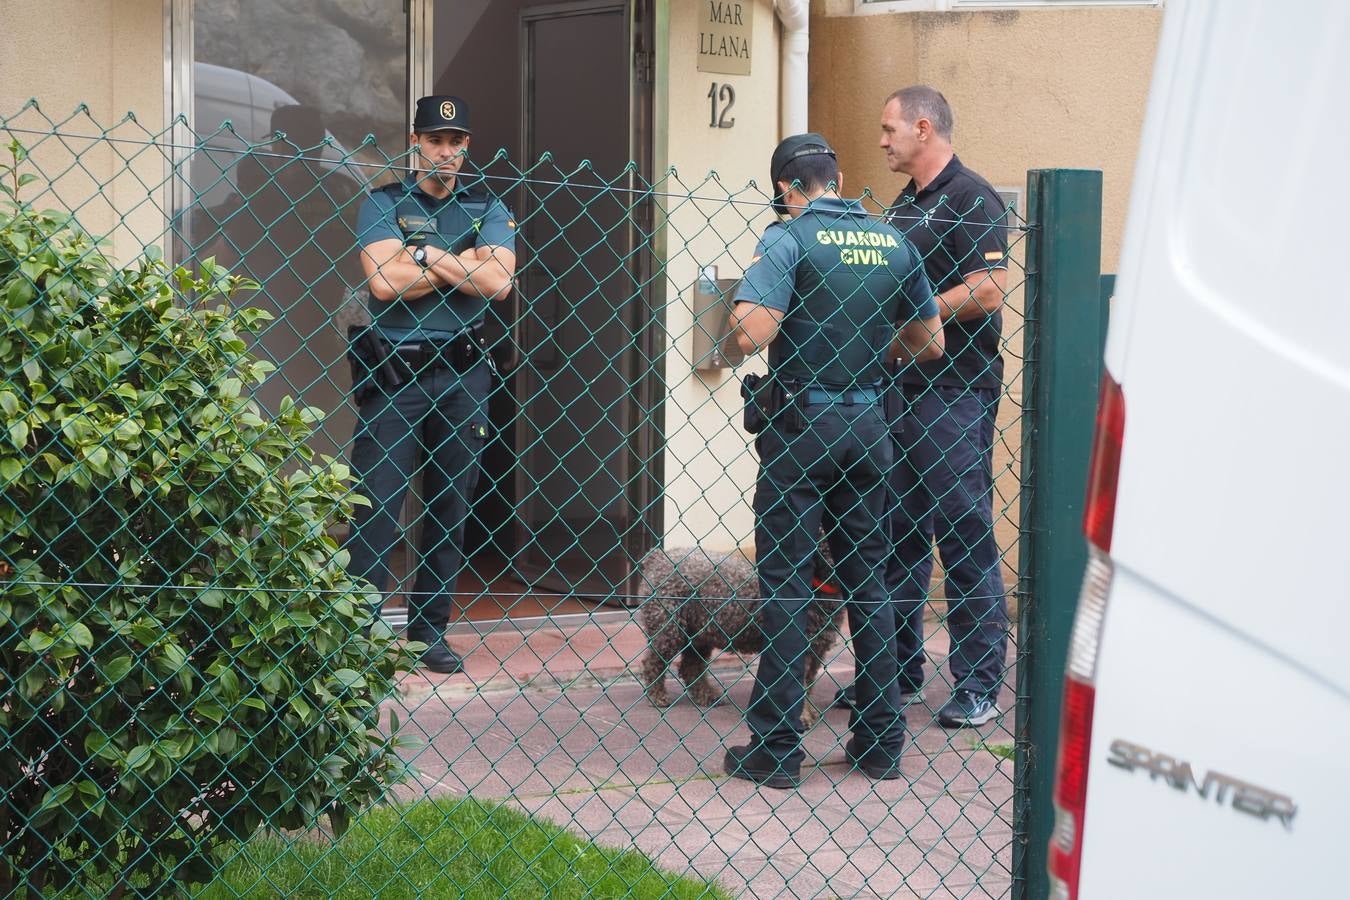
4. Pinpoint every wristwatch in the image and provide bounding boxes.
[412,246,429,267]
